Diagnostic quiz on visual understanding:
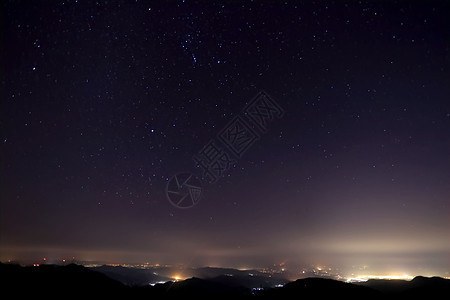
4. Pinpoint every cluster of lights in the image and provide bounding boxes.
[346,274,413,283]
[172,275,183,281]
[29,259,422,286]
